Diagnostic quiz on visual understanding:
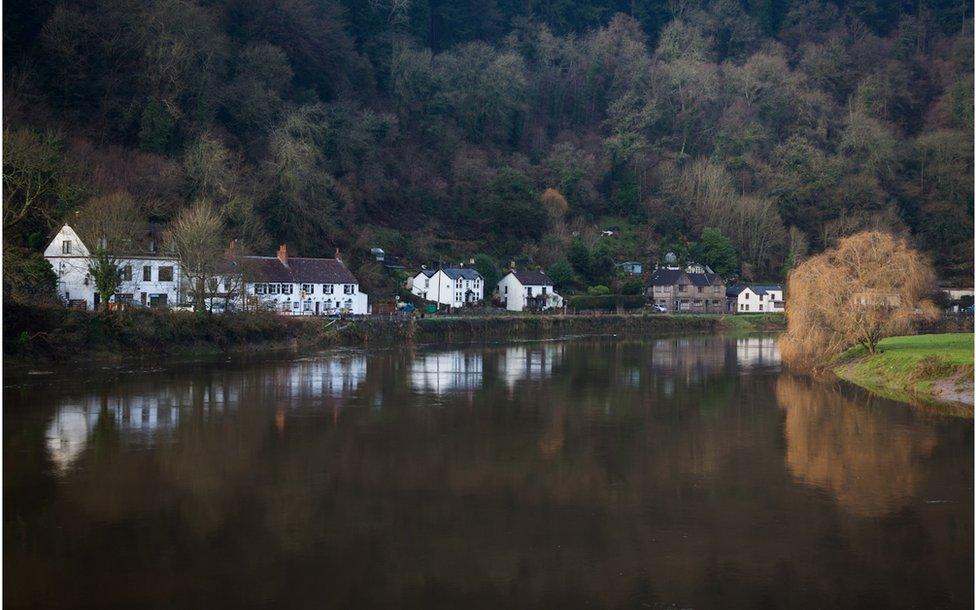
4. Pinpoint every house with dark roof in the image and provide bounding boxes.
[240,245,368,315]
[645,267,726,313]
[496,270,564,312]
[410,267,484,307]
[726,284,784,314]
